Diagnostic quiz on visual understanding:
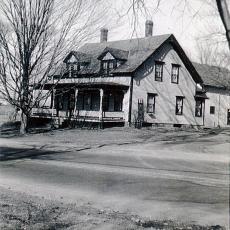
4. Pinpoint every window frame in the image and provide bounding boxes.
[147,93,156,114]
[171,64,180,84]
[76,90,100,111]
[195,99,203,117]
[103,91,124,112]
[227,109,230,125]
[210,106,215,115]
[101,60,117,74]
[66,62,82,78]
[155,61,164,82]
[175,96,184,115]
